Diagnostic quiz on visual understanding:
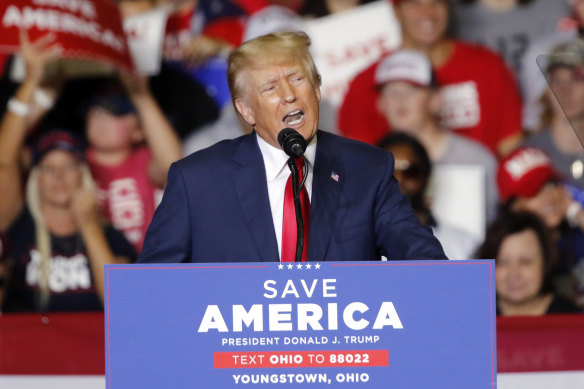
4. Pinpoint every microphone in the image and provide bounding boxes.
[278,128,307,157]
[278,128,308,262]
